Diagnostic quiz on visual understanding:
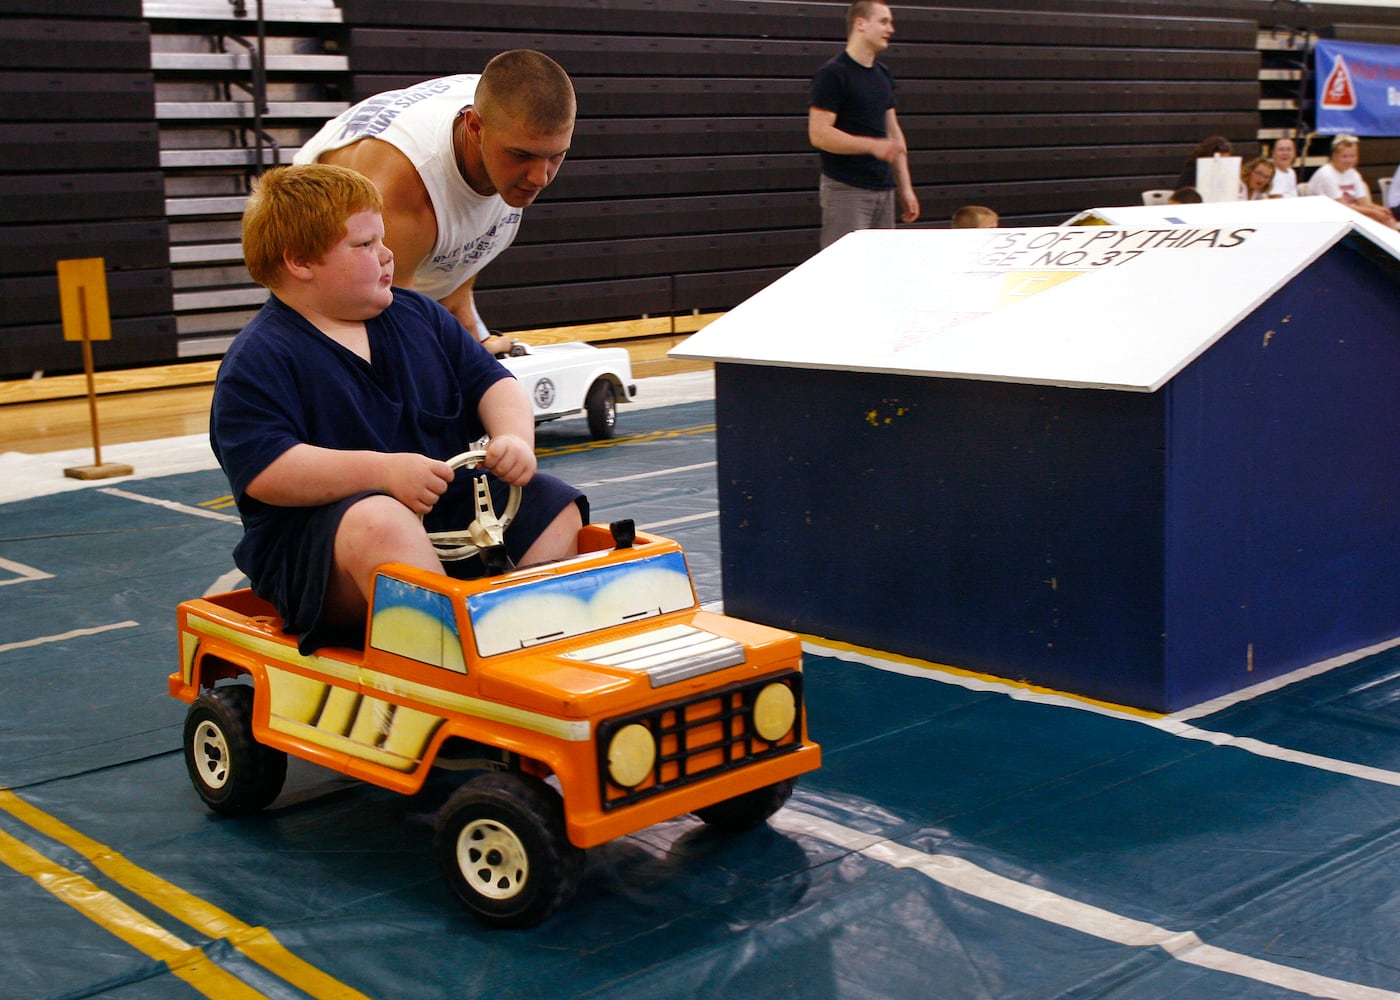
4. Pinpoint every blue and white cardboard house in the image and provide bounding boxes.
[672,199,1399,712]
